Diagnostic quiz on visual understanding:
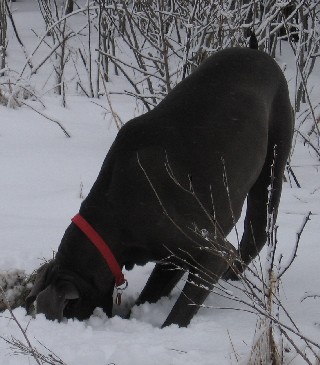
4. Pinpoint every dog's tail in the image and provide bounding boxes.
[249,29,258,50]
